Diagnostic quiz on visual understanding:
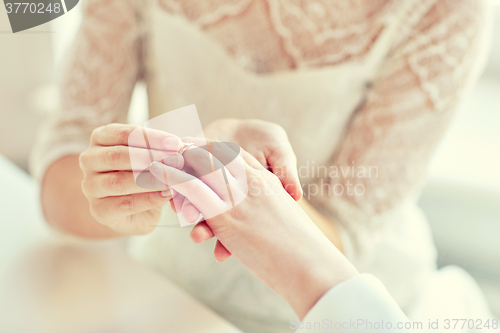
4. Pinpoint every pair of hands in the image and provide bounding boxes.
[79,119,301,237]
[79,119,303,259]
[79,119,357,319]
